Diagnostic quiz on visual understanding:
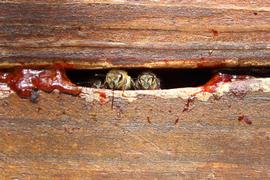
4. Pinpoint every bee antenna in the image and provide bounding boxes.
[94,73,106,77]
